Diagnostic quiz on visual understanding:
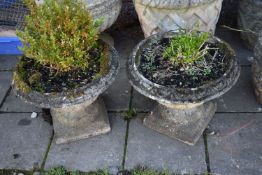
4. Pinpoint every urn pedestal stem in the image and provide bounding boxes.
[143,101,217,145]
[51,97,110,144]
